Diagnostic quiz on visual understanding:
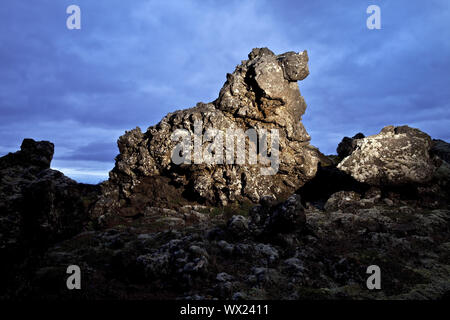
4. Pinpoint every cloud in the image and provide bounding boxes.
[52,159,112,184]
[57,141,118,162]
